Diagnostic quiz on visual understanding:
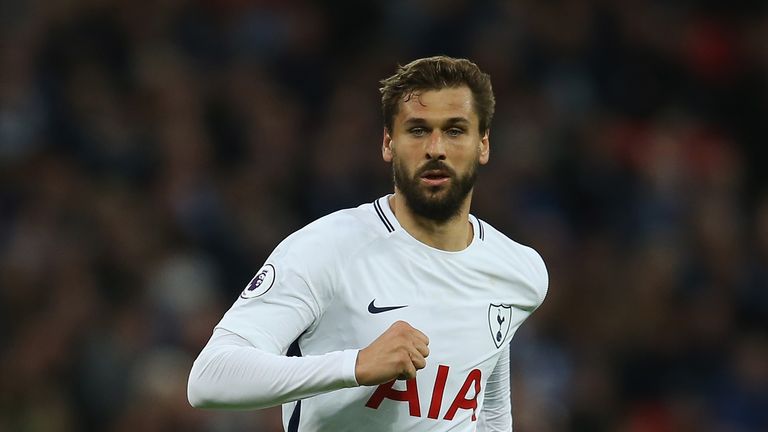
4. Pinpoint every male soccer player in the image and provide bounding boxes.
[188,56,548,431]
